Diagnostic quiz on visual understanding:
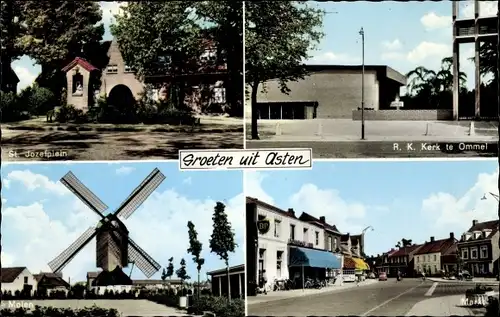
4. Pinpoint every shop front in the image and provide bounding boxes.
[343,257,370,282]
[288,246,342,289]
